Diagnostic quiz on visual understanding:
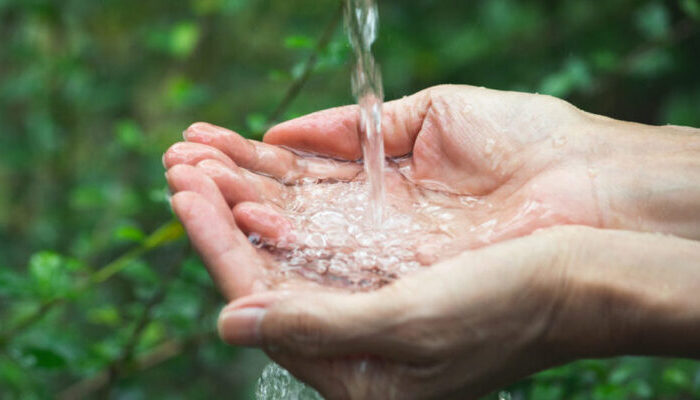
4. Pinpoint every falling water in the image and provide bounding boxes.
[345,0,386,224]
[256,2,389,398]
